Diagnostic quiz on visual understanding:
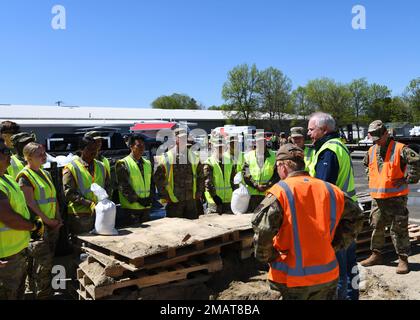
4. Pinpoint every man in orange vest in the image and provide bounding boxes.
[361,120,420,274]
[252,144,363,300]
